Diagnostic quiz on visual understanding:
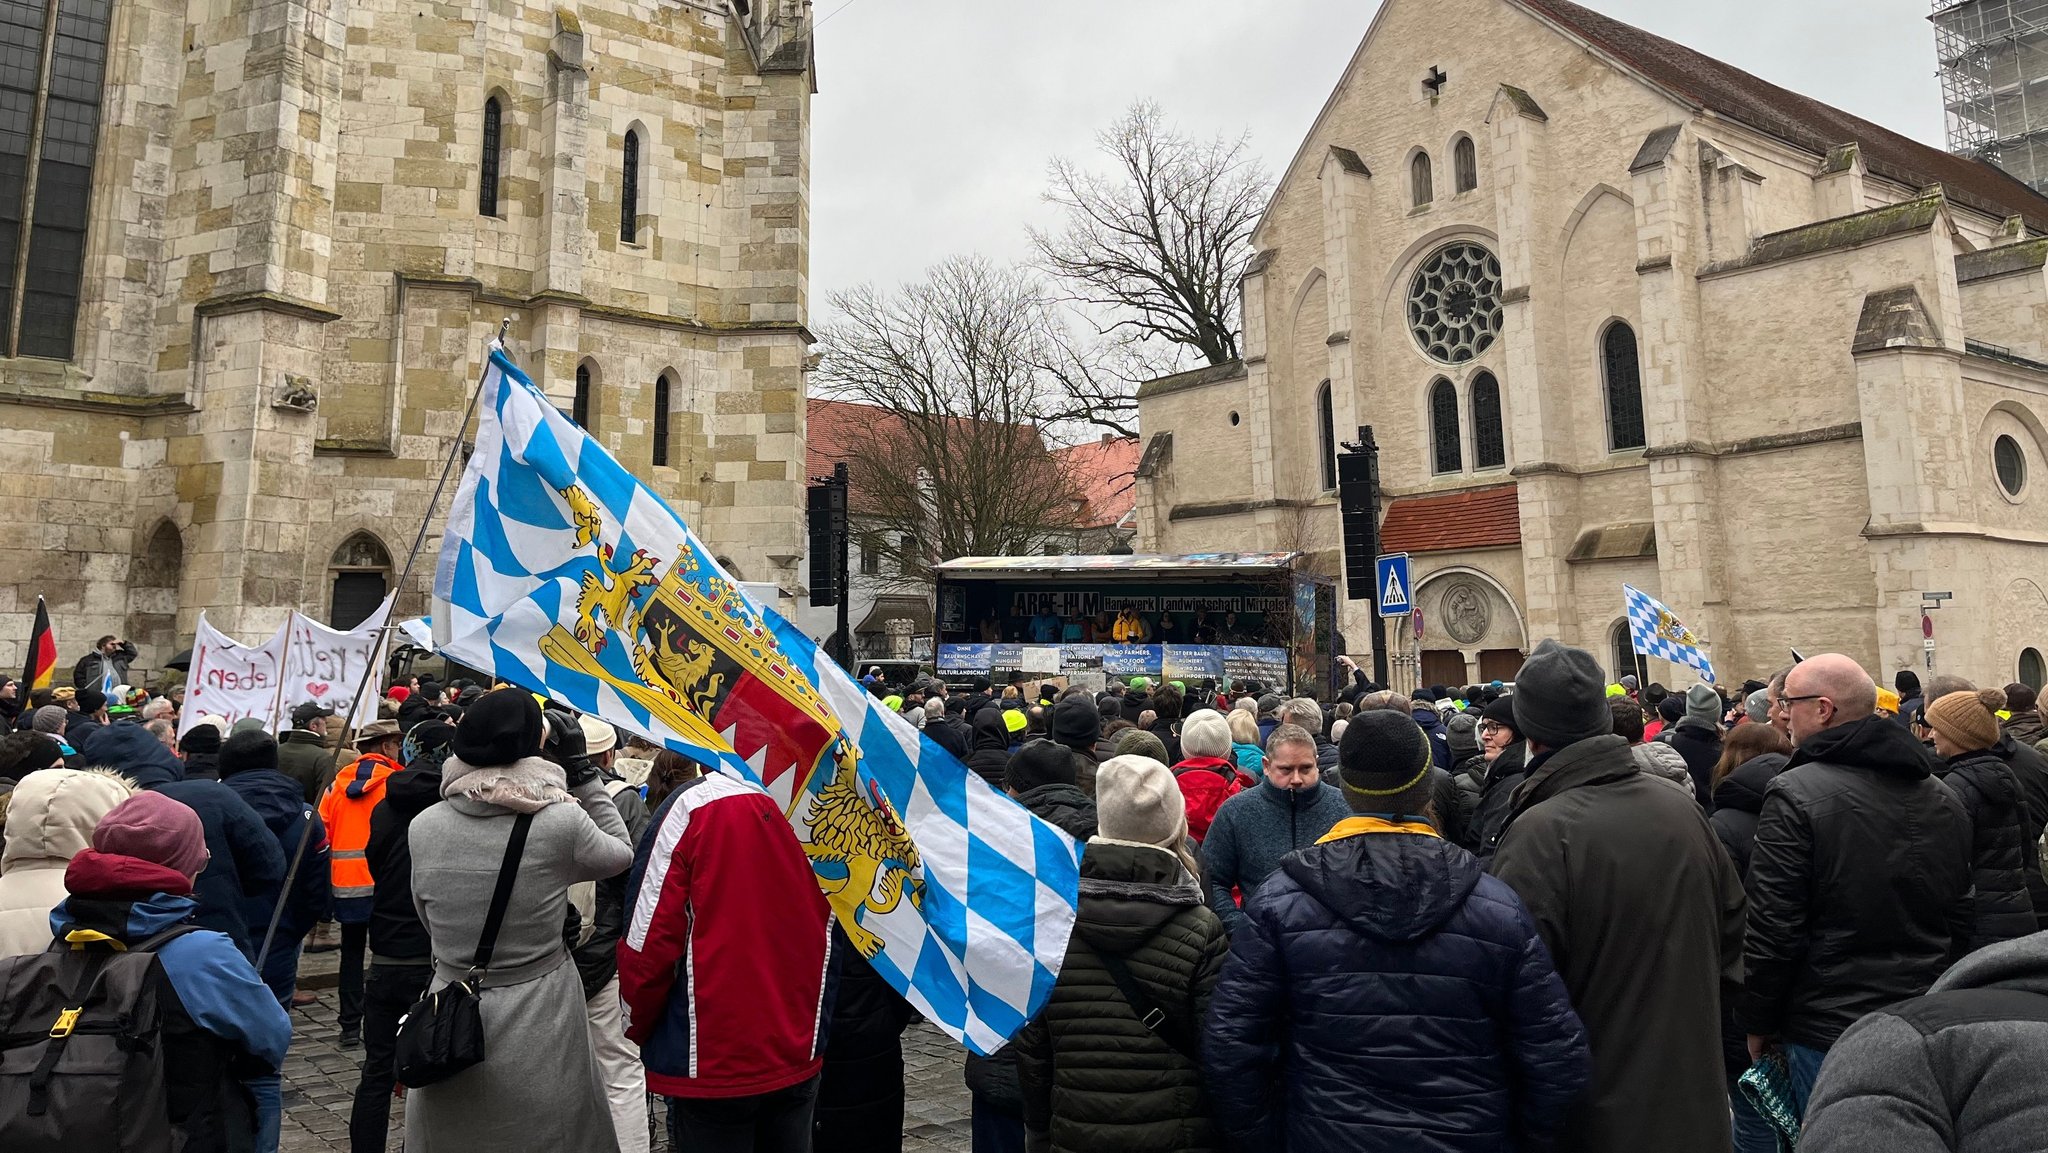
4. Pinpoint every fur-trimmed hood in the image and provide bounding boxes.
[439,755,571,814]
